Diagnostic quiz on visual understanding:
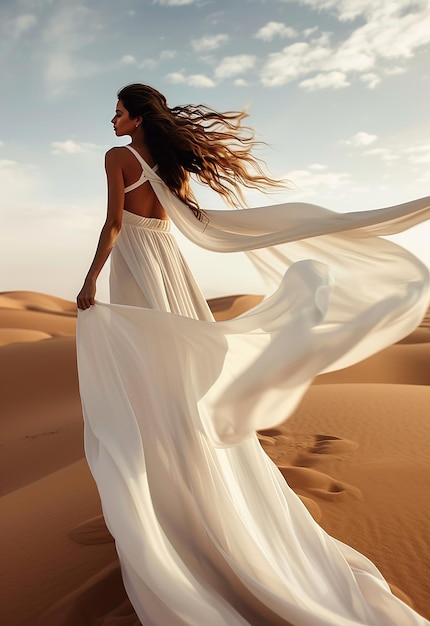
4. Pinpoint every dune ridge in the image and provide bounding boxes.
[0,291,429,625]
